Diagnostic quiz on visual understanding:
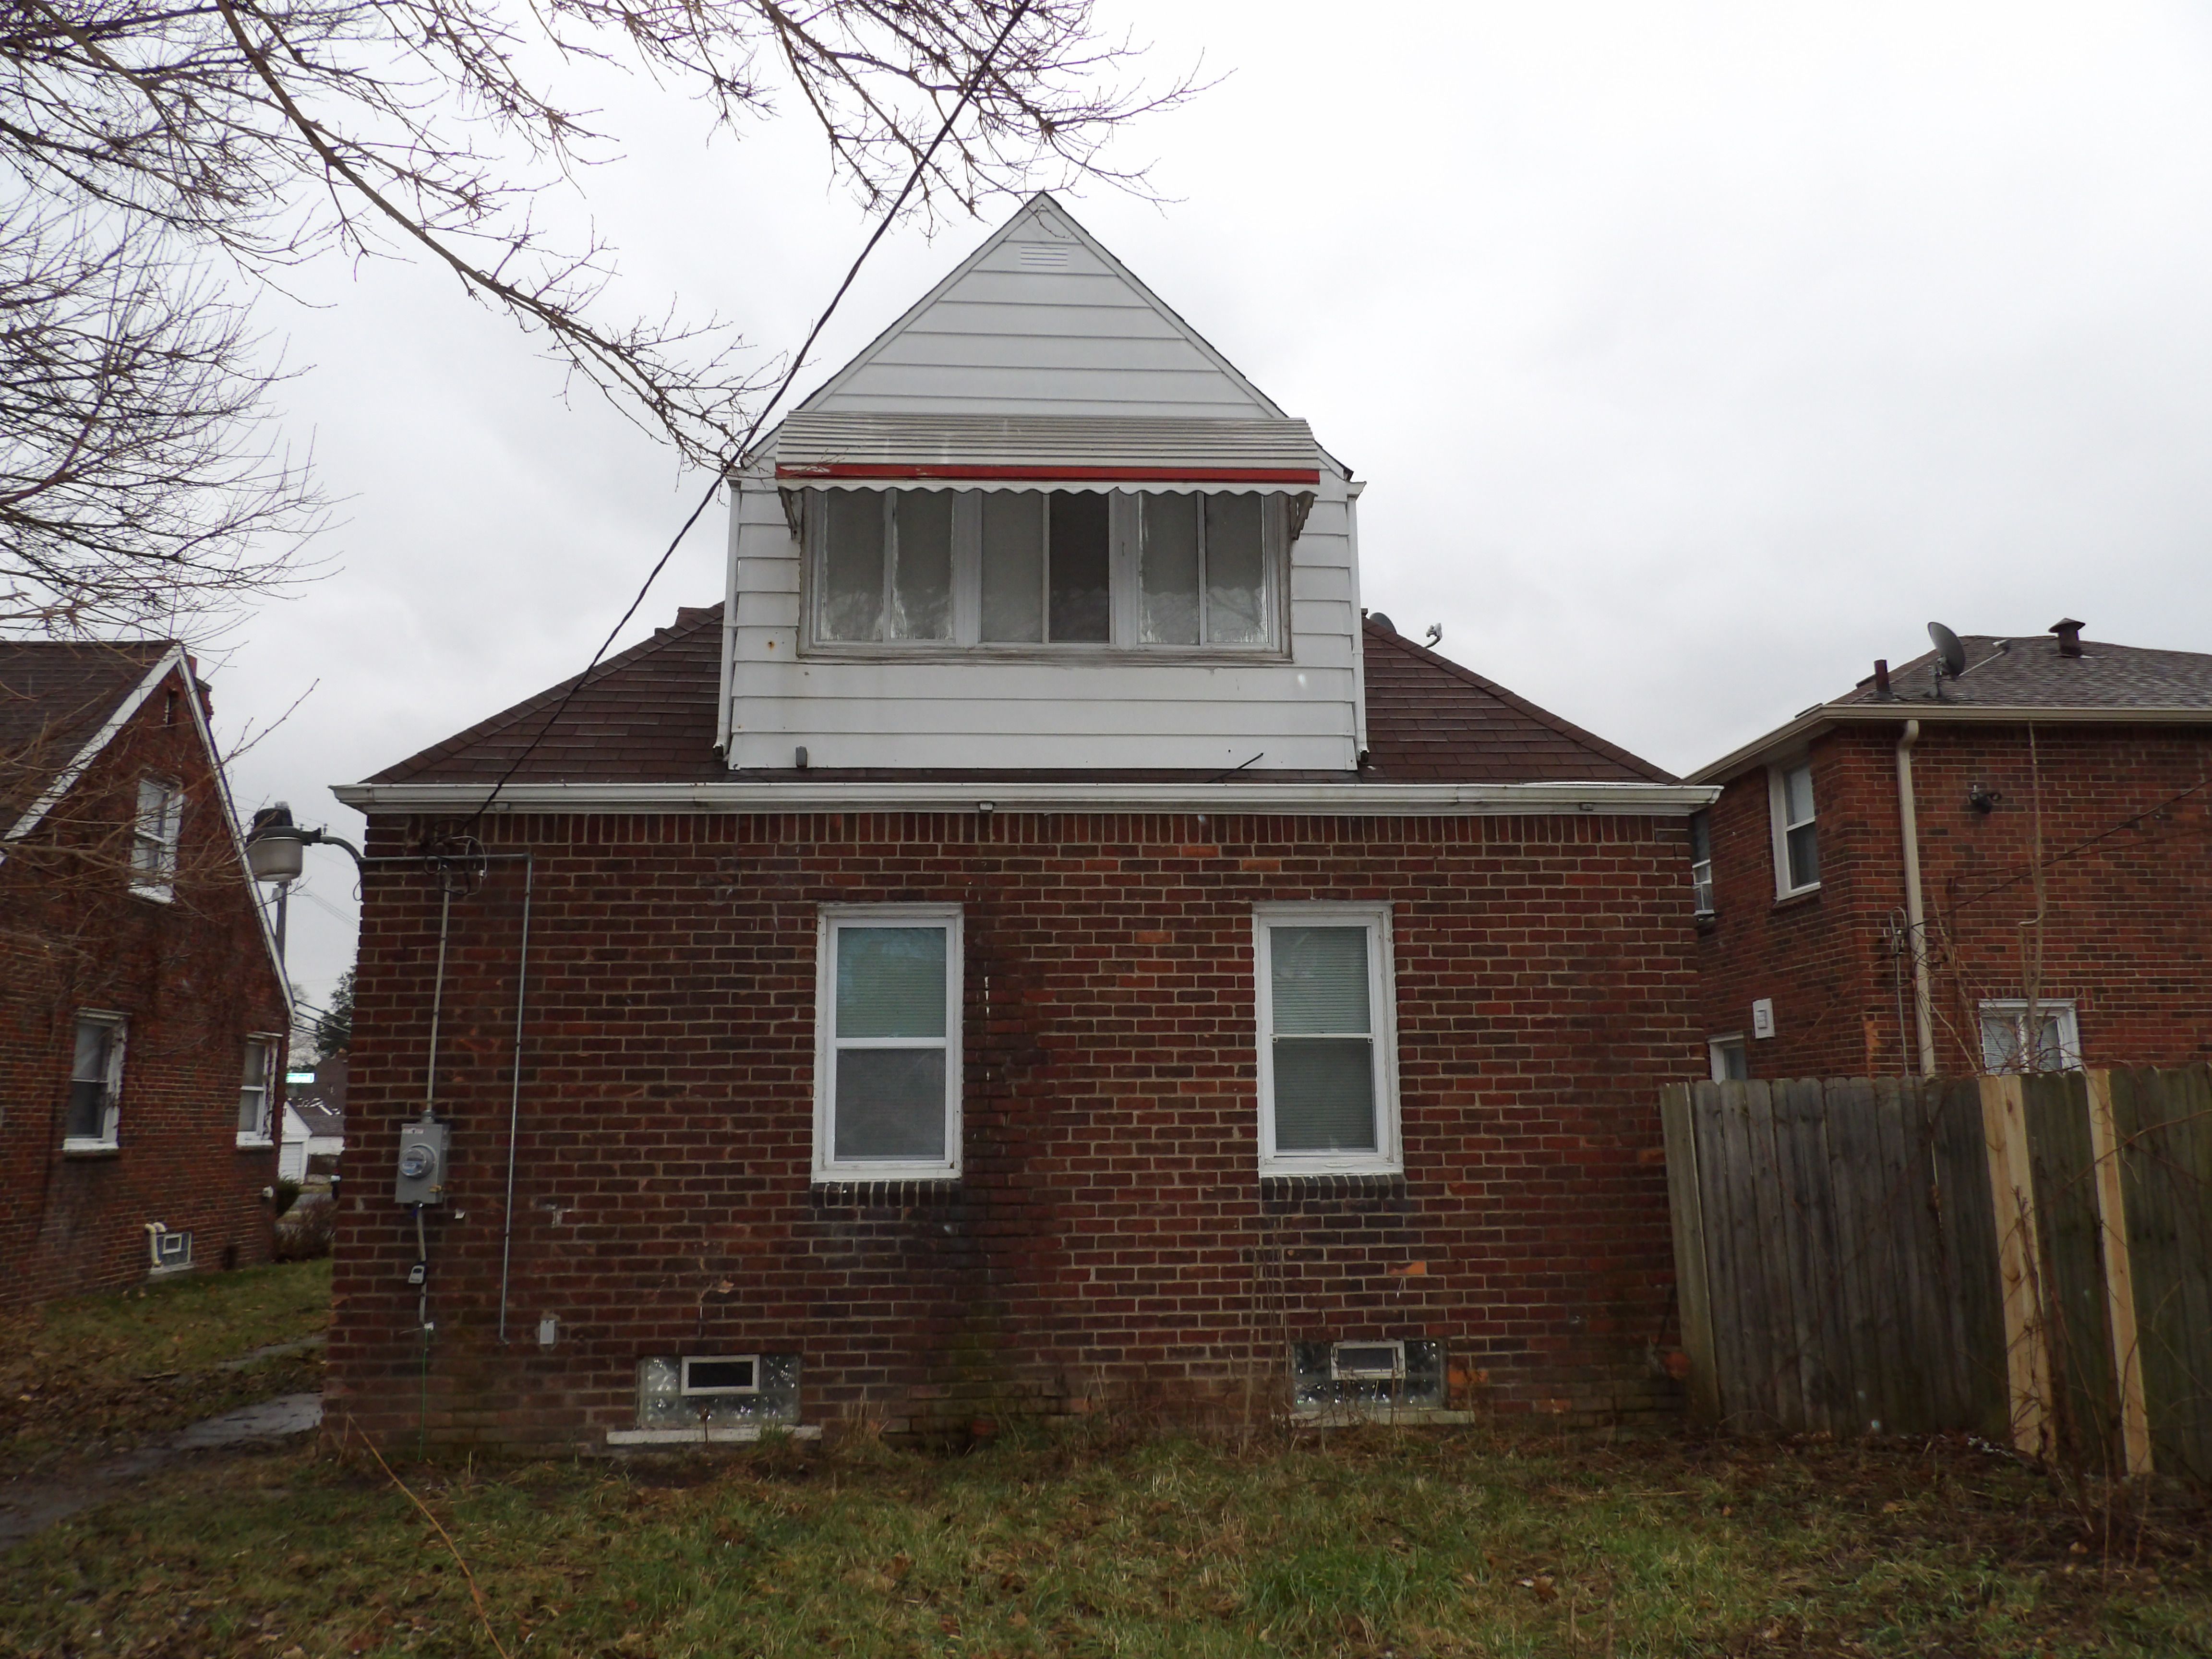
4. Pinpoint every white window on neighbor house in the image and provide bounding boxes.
[1253,904,1400,1177]
[237,1036,278,1144]
[808,488,1283,653]
[1689,810,1716,917]
[130,776,182,901]
[65,1013,127,1148]
[1708,1035,1749,1082]
[814,906,962,1181]
[1979,1000,2082,1074]
[1767,760,1819,898]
